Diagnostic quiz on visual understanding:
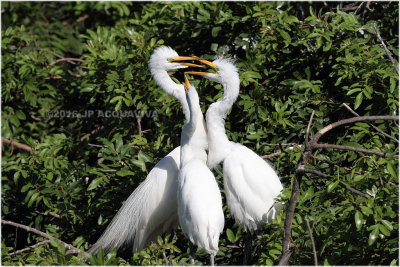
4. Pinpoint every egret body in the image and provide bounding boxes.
[188,58,283,231]
[178,80,224,265]
[88,47,207,255]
